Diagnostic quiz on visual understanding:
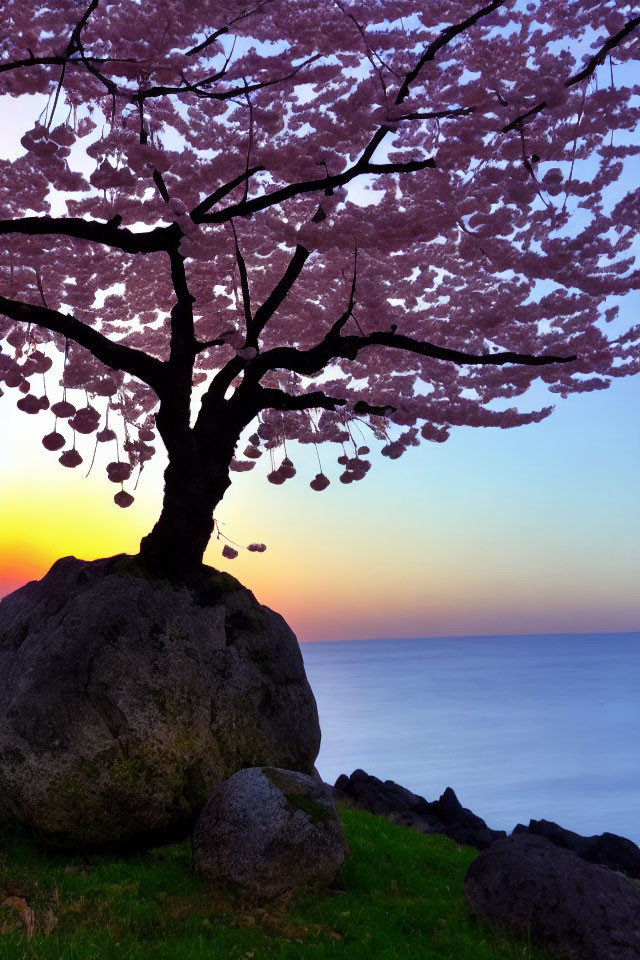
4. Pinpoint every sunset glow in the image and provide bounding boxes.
[3,372,638,641]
